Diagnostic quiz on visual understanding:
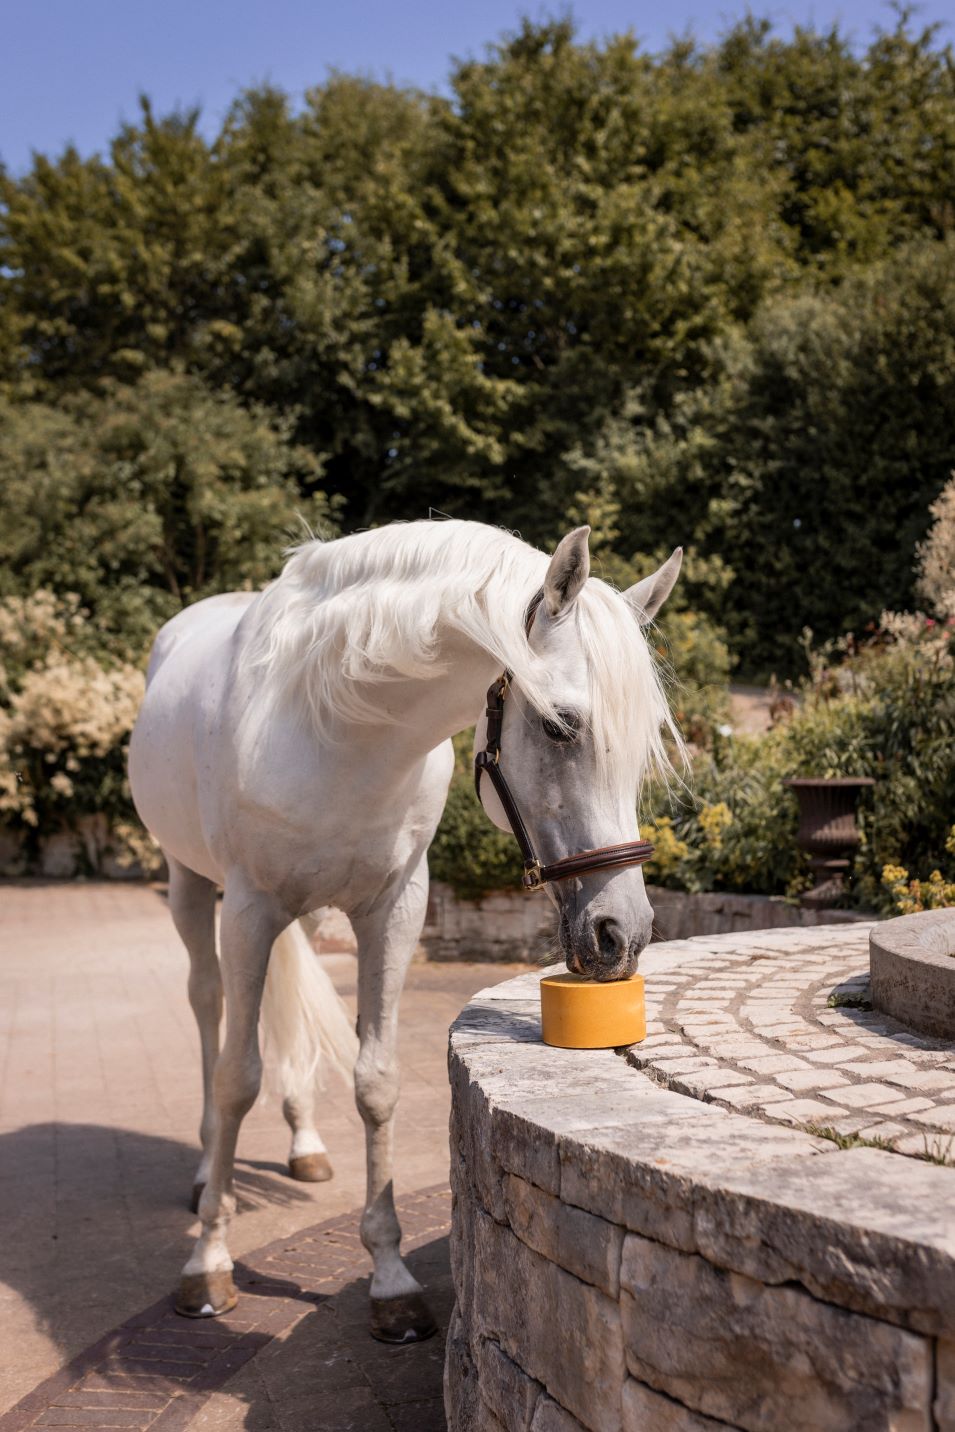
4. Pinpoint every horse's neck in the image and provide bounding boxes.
[369,631,503,758]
